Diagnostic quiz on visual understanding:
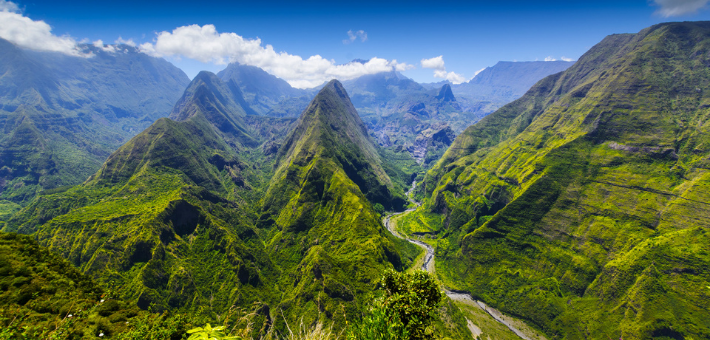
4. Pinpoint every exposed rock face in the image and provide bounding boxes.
[406,124,456,165]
